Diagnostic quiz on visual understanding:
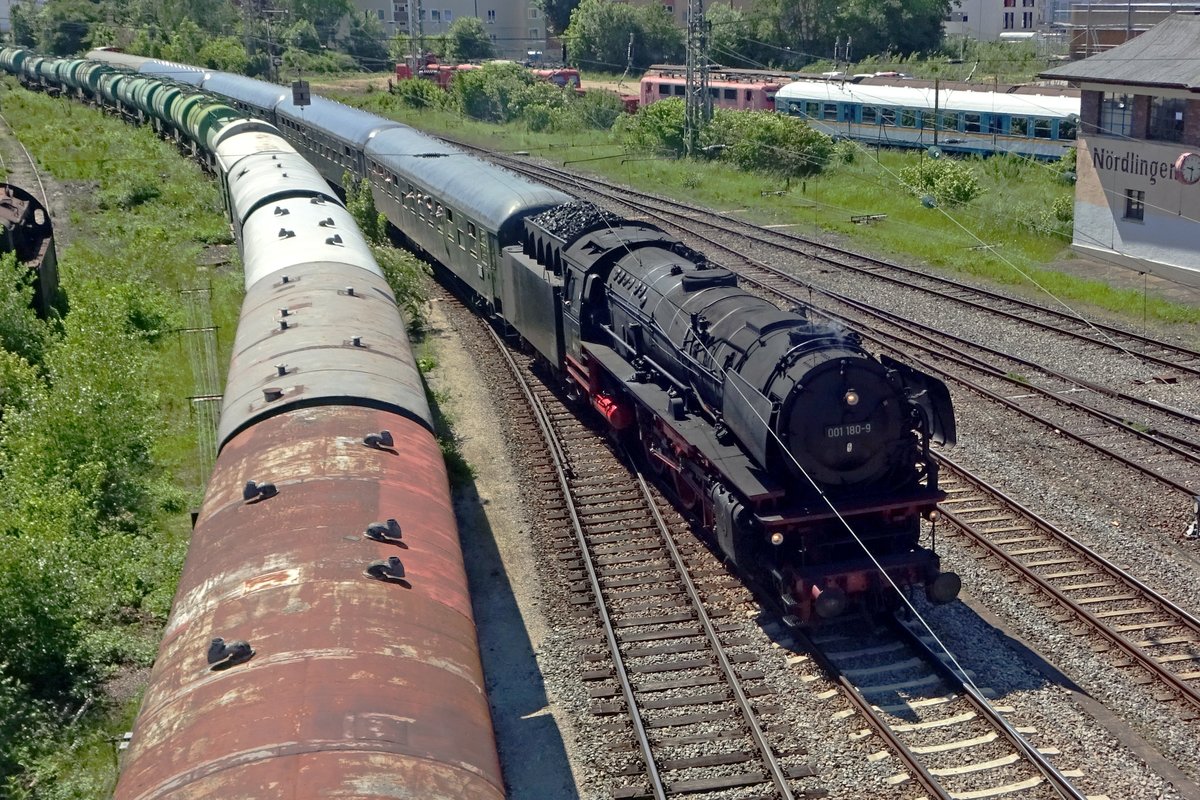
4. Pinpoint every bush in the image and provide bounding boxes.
[899,156,983,206]
[451,62,534,123]
[573,89,628,130]
[393,77,445,110]
[615,98,686,156]
[702,110,834,178]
